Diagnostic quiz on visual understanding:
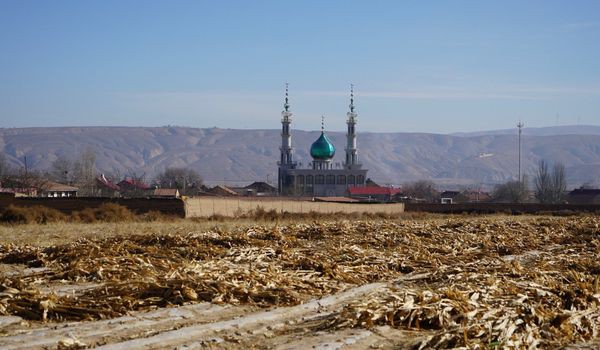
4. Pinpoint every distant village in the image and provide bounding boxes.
[0,164,598,205]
